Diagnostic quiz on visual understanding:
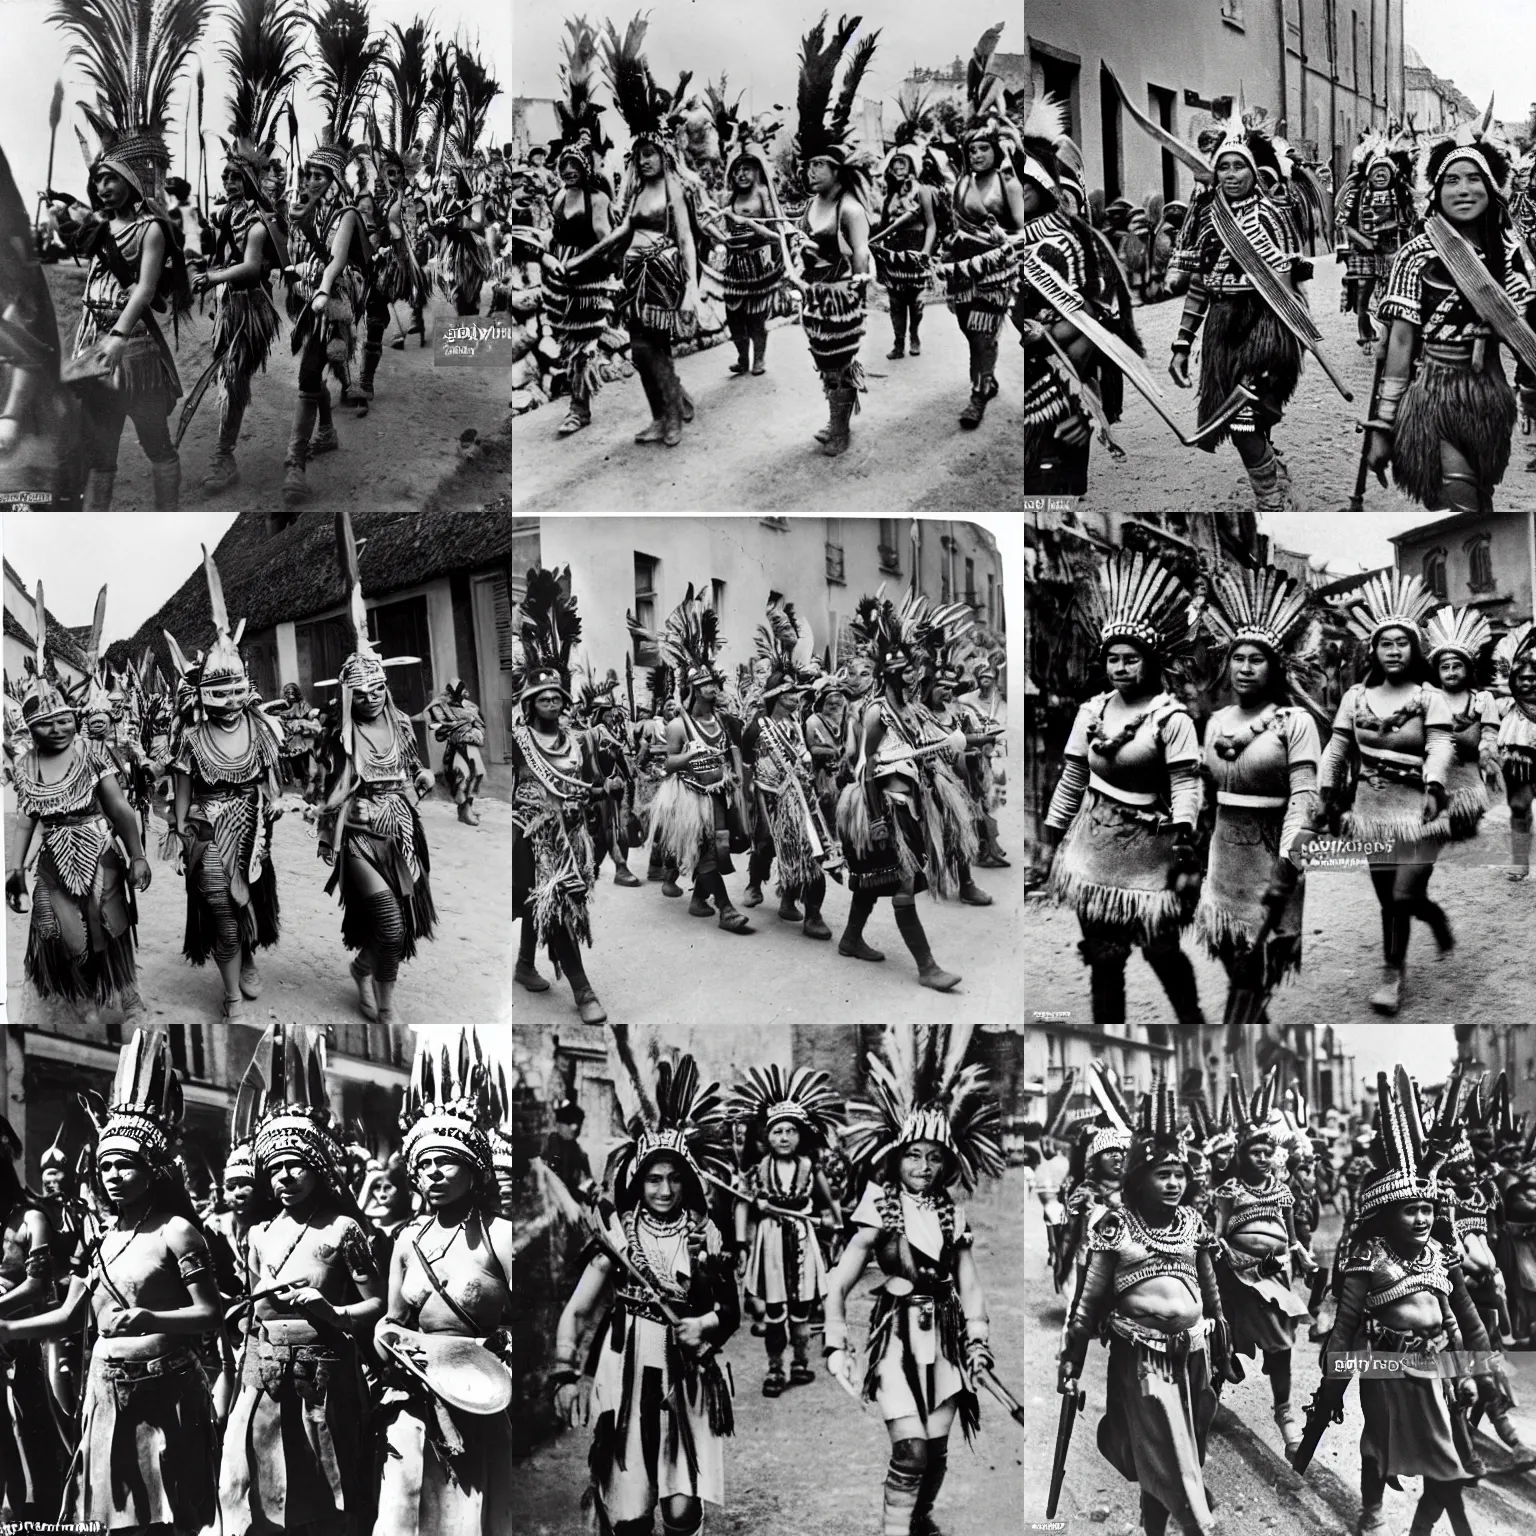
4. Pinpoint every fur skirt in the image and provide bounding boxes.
[1196,293,1302,450]
[213,285,282,413]
[1391,354,1516,508]
[512,812,594,964]
[1194,804,1305,984]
